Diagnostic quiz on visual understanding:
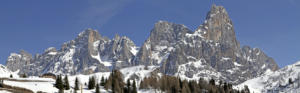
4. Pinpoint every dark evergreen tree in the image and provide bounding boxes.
[100,76,105,86]
[88,76,96,89]
[132,80,137,93]
[74,77,79,90]
[219,80,223,87]
[209,78,215,86]
[243,85,250,93]
[126,79,131,93]
[96,83,100,93]
[64,75,70,90]
[55,76,59,88]
[55,75,64,90]
[10,74,13,78]
[289,78,293,84]
[179,78,183,89]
